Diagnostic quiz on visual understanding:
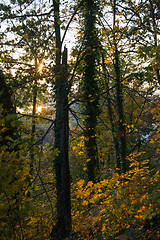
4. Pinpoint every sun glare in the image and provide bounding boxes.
[37,105,43,113]
[38,62,44,73]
